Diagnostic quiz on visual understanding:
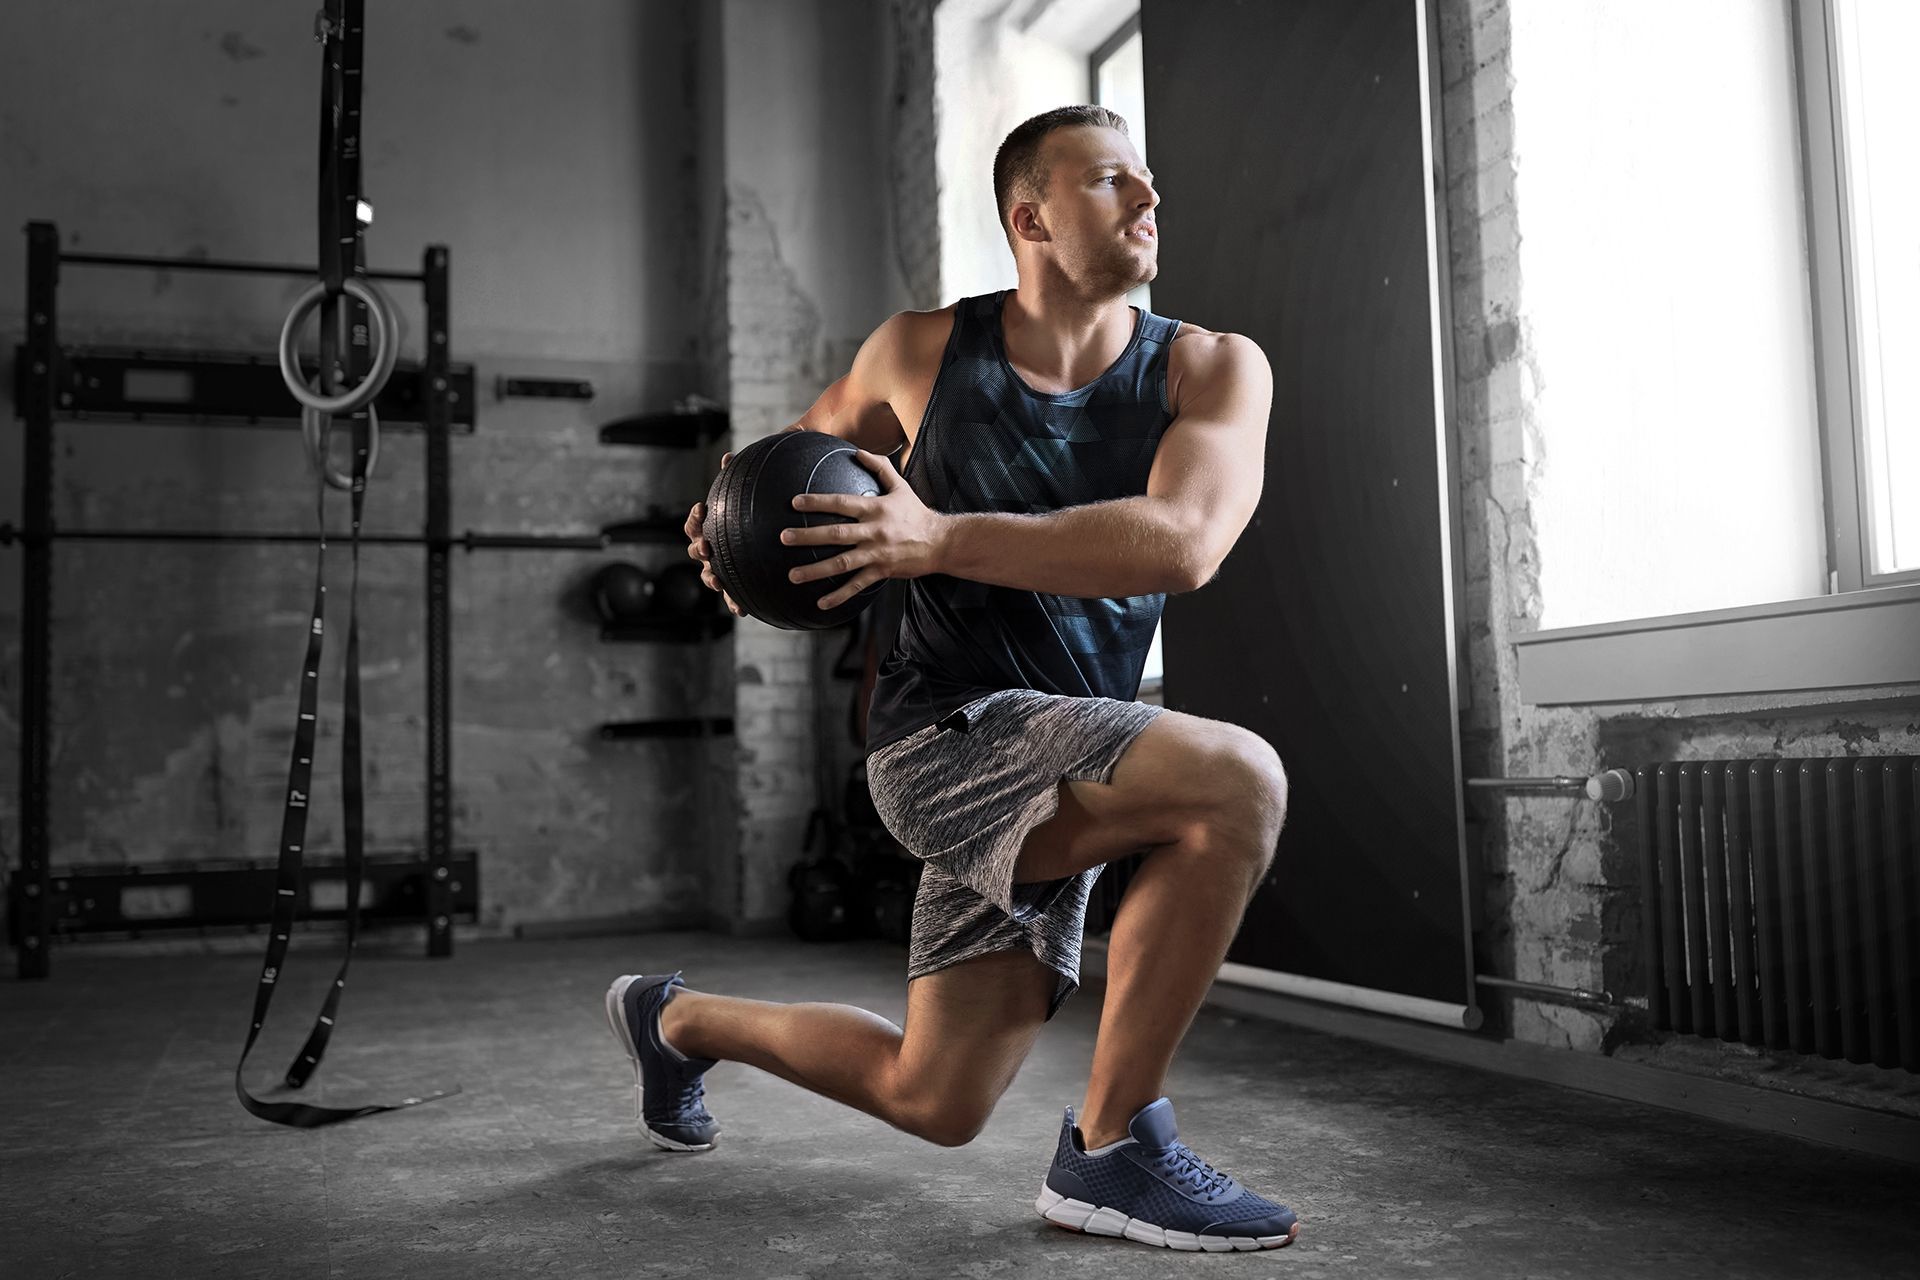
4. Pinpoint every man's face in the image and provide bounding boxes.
[1028,125,1159,295]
